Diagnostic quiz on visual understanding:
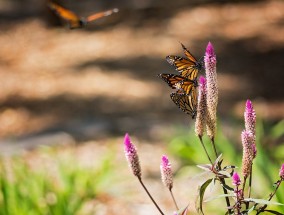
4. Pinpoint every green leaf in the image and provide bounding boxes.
[197,164,212,172]
[244,198,284,206]
[223,165,237,171]
[247,206,255,214]
[264,209,284,214]
[196,178,213,215]
[217,170,231,178]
